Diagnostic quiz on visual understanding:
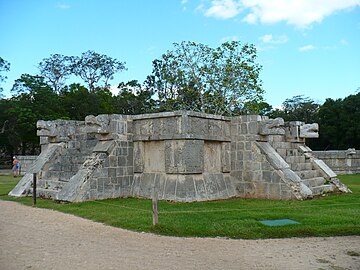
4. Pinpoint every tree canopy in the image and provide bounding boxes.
[38,54,72,93]
[146,41,264,115]
[0,46,359,158]
[0,57,10,94]
[71,50,127,91]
